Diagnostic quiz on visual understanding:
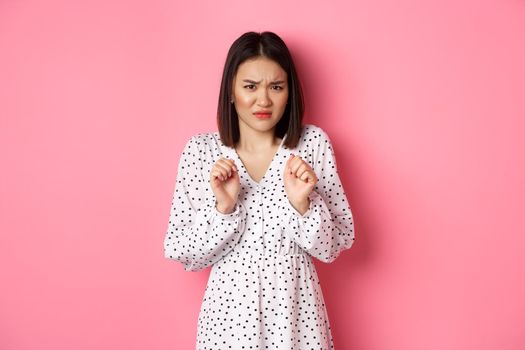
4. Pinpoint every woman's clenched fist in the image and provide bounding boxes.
[283,153,318,215]
[210,157,240,214]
